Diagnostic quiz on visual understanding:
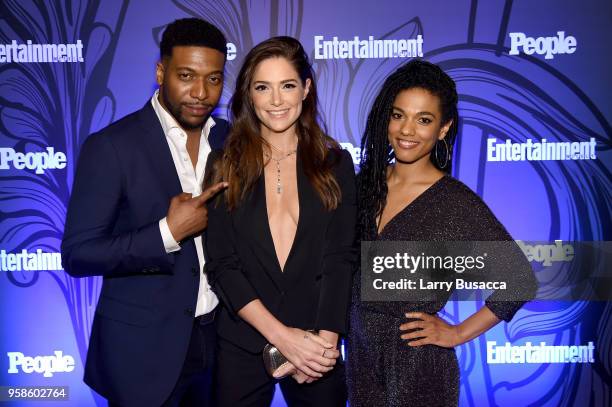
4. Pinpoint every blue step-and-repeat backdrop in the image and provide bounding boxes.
[0,0,610,406]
